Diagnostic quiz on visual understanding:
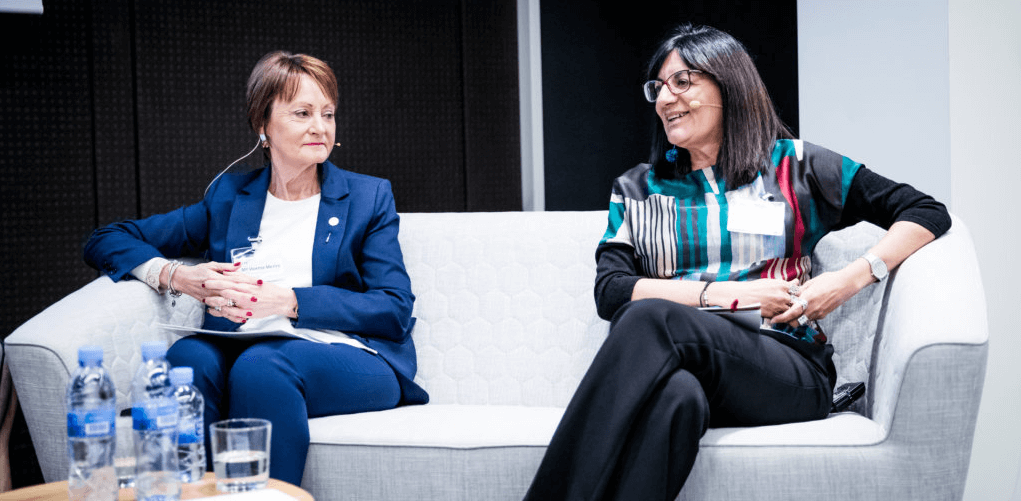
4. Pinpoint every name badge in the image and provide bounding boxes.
[231,246,284,282]
[727,200,785,236]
